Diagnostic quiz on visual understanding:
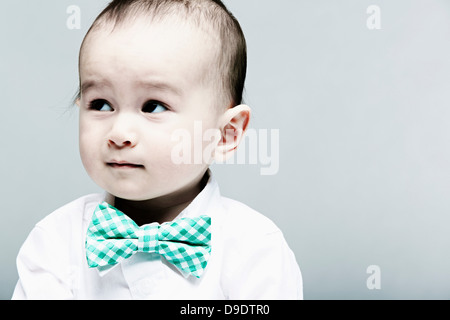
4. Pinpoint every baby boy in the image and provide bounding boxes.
[12,0,302,299]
